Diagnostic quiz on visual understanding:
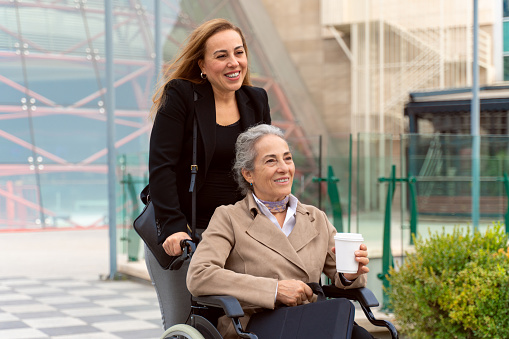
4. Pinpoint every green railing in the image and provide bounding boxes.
[118,153,148,263]
[313,166,344,233]
[117,133,509,306]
